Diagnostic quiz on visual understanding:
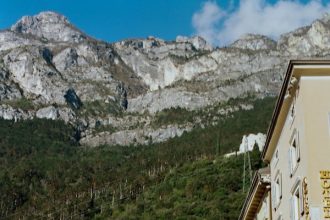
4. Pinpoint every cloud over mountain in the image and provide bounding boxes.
[192,0,330,46]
